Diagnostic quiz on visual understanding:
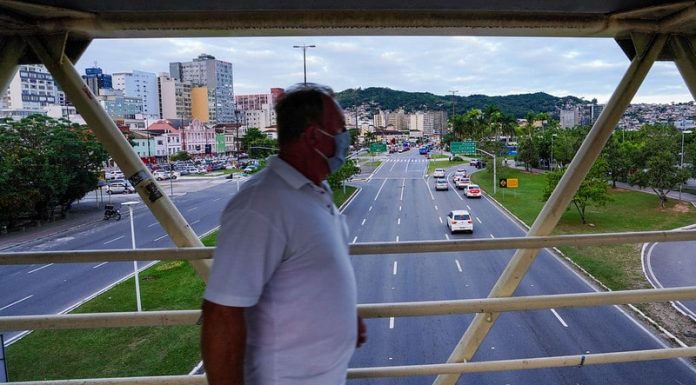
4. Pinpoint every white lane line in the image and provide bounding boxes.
[154,234,168,242]
[389,161,398,171]
[369,206,373,212]
[28,263,53,274]
[104,235,125,245]
[467,205,471,210]
[361,218,367,226]
[147,222,158,228]
[389,317,395,329]
[434,205,438,211]
[476,217,482,224]
[393,261,398,275]
[490,234,495,238]
[396,235,400,242]
[445,233,450,240]
[190,219,200,225]
[455,259,463,272]
[374,179,388,201]
[399,205,402,211]
[213,197,222,202]
[93,262,108,269]
[187,206,198,212]
[400,178,405,201]
[352,236,358,244]
[424,178,436,200]
[438,217,443,224]
[551,308,569,327]
[0,295,33,312]
[397,218,401,225]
